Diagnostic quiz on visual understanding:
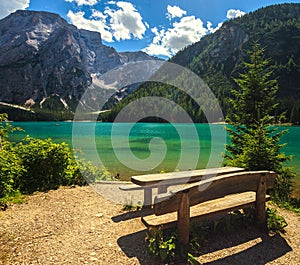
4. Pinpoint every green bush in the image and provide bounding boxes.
[12,137,113,194]
[74,159,113,184]
[0,136,114,197]
[146,228,177,263]
[266,207,287,232]
[14,137,81,194]
[0,113,114,200]
[0,142,25,201]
